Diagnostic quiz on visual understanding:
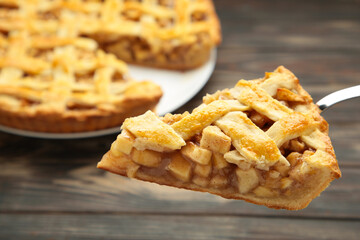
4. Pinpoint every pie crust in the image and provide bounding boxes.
[0,32,162,132]
[0,0,221,132]
[98,66,341,210]
[0,0,221,70]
